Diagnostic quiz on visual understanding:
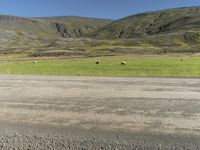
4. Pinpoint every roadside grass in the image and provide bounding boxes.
[0,55,200,77]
